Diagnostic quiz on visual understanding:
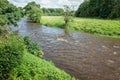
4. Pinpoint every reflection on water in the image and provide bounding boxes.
[15,18,120,80]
